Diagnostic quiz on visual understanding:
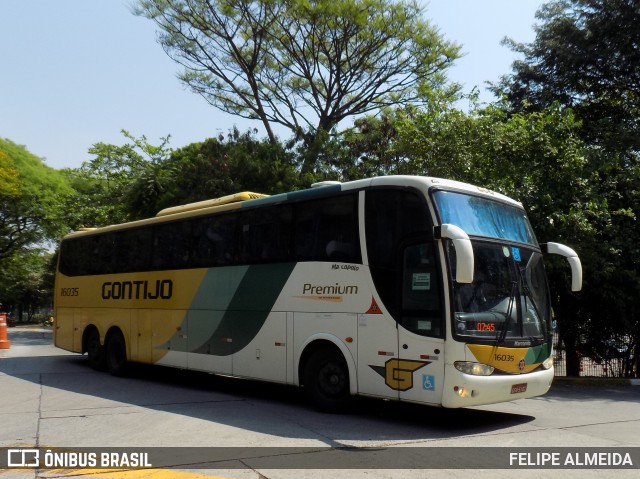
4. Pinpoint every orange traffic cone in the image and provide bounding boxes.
[0,313,10,349]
